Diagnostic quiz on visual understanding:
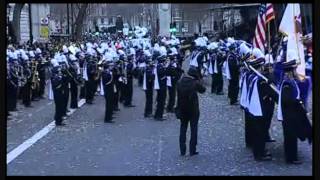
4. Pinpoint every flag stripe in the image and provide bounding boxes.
[253,3,275,54]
